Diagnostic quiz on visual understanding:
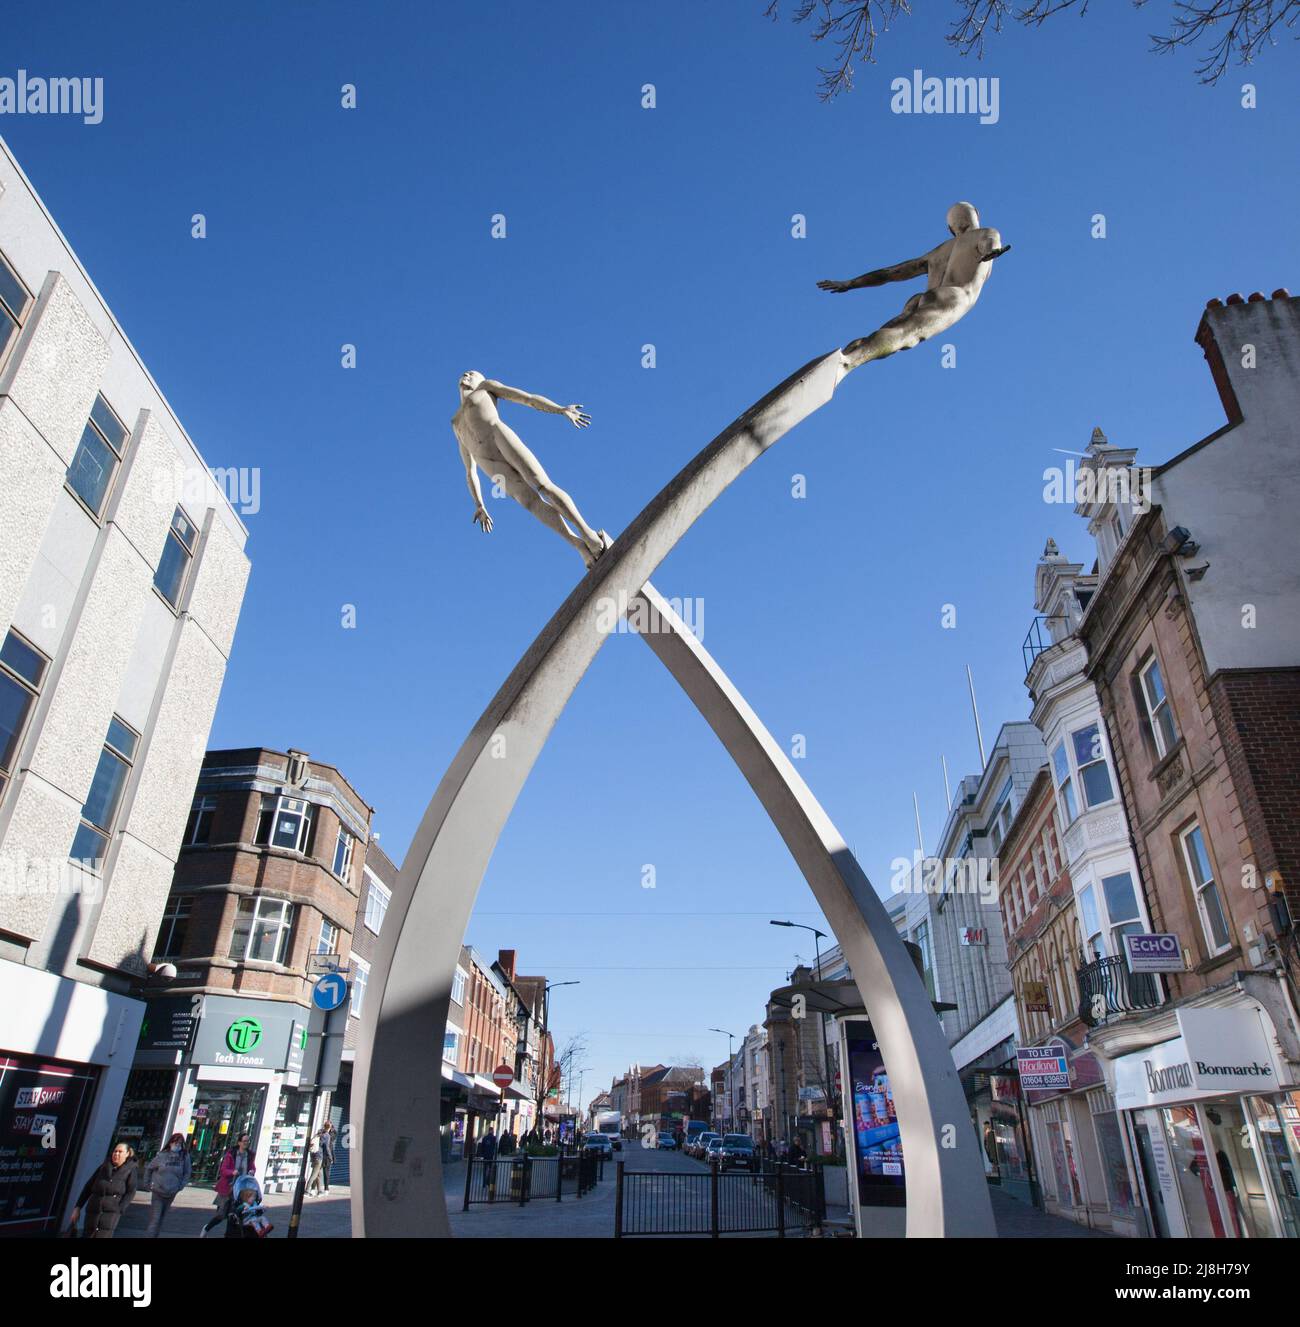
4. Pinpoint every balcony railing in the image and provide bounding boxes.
[1077,954,1163,1027]
[1022,616,1058,674]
